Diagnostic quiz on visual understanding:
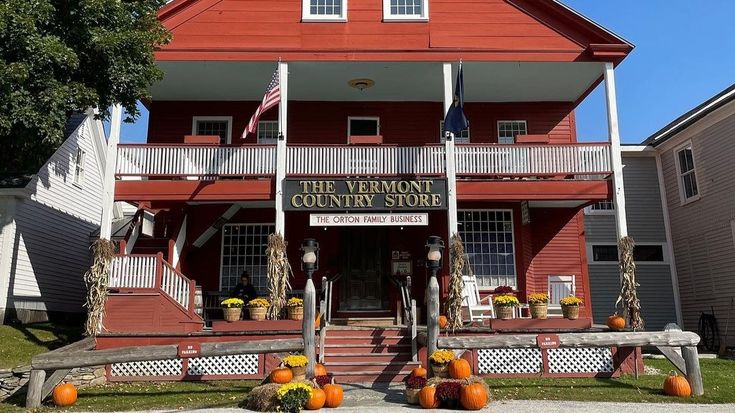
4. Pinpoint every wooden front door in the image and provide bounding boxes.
[339,227,387,311]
